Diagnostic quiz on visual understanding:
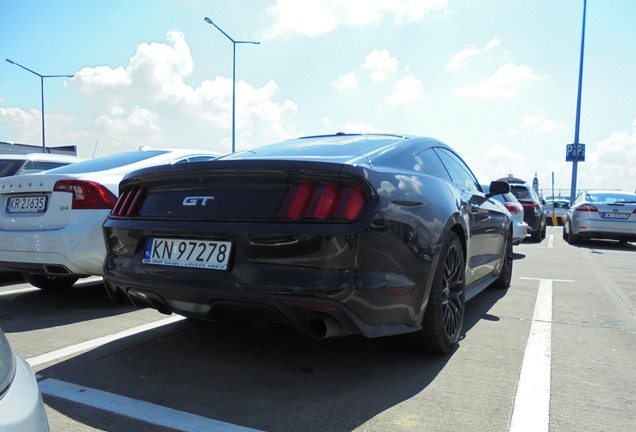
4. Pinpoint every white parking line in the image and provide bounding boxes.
[510,277,573,432]
[0,276,102,296]
[27,315,185,367]
[0,286,39,296]
[38,378,262,432]
[547,234,555,248]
